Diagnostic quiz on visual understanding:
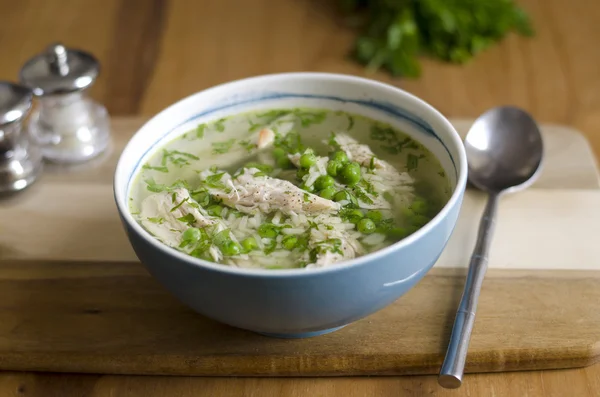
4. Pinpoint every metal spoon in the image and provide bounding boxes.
[438,106,544,389]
